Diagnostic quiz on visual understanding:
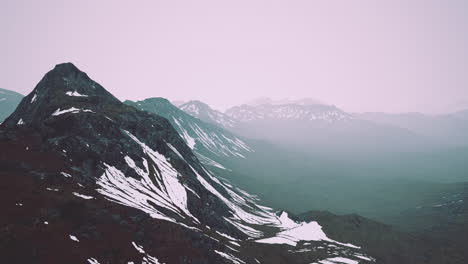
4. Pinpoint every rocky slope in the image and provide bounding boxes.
[0,63,373,264]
